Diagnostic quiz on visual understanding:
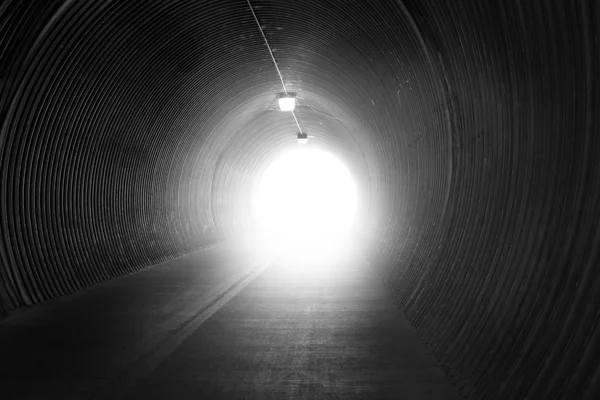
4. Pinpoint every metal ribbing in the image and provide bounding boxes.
[1,1,599,399]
